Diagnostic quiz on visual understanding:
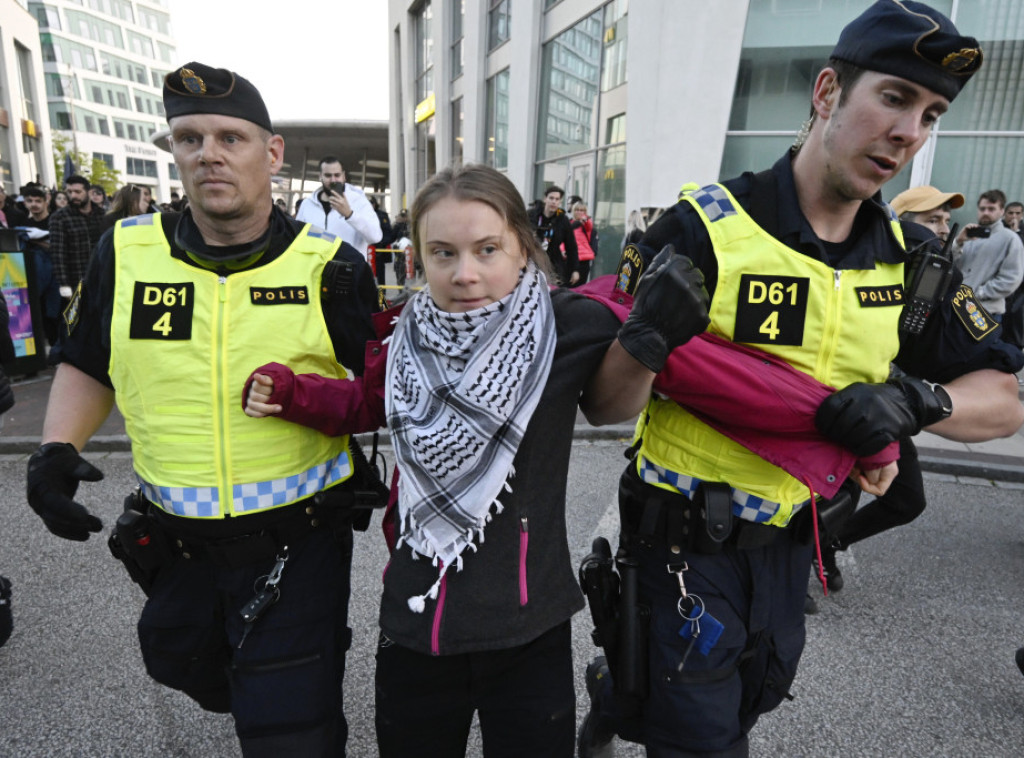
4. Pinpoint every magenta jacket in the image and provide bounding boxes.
[575,275,898,499]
